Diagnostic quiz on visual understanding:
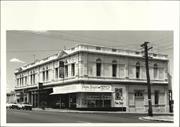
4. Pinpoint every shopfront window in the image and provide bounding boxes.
[86,93,111,108]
